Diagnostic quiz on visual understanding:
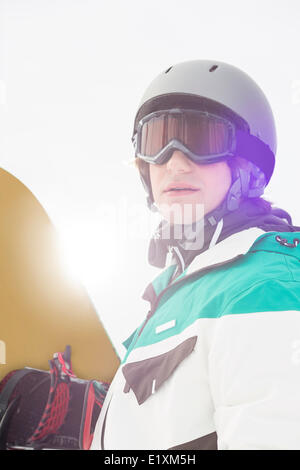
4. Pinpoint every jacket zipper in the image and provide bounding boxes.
[136,247,183,339]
